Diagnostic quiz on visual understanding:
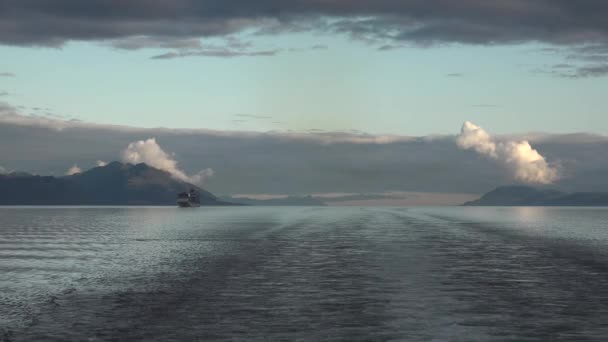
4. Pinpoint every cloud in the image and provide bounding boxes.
[2,2,608,50]
[121,138,213,185]
[109,36,204,51]
[96,160,108,167]
[0,101,141,132]
[500,140,559,185]
[0,92,9,97]
[3,107,608,195]
[0,72,15,77]
[189,168,215,186]
[543,61,608,78]
[456,121,497,157]
[65,164,82,175]
[457,121,559,184]
[2,3,608,76]
[151,48,281,59]
[569,64,608,78]
[288,44,329,52]
[0,165,6,174]
[533,44,608,78]
[0,102,417,145]
[378,44,405,51]
[446,73,464,77]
